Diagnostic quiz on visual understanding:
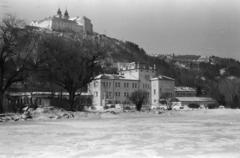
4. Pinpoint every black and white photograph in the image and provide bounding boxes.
[0,0,240,157]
